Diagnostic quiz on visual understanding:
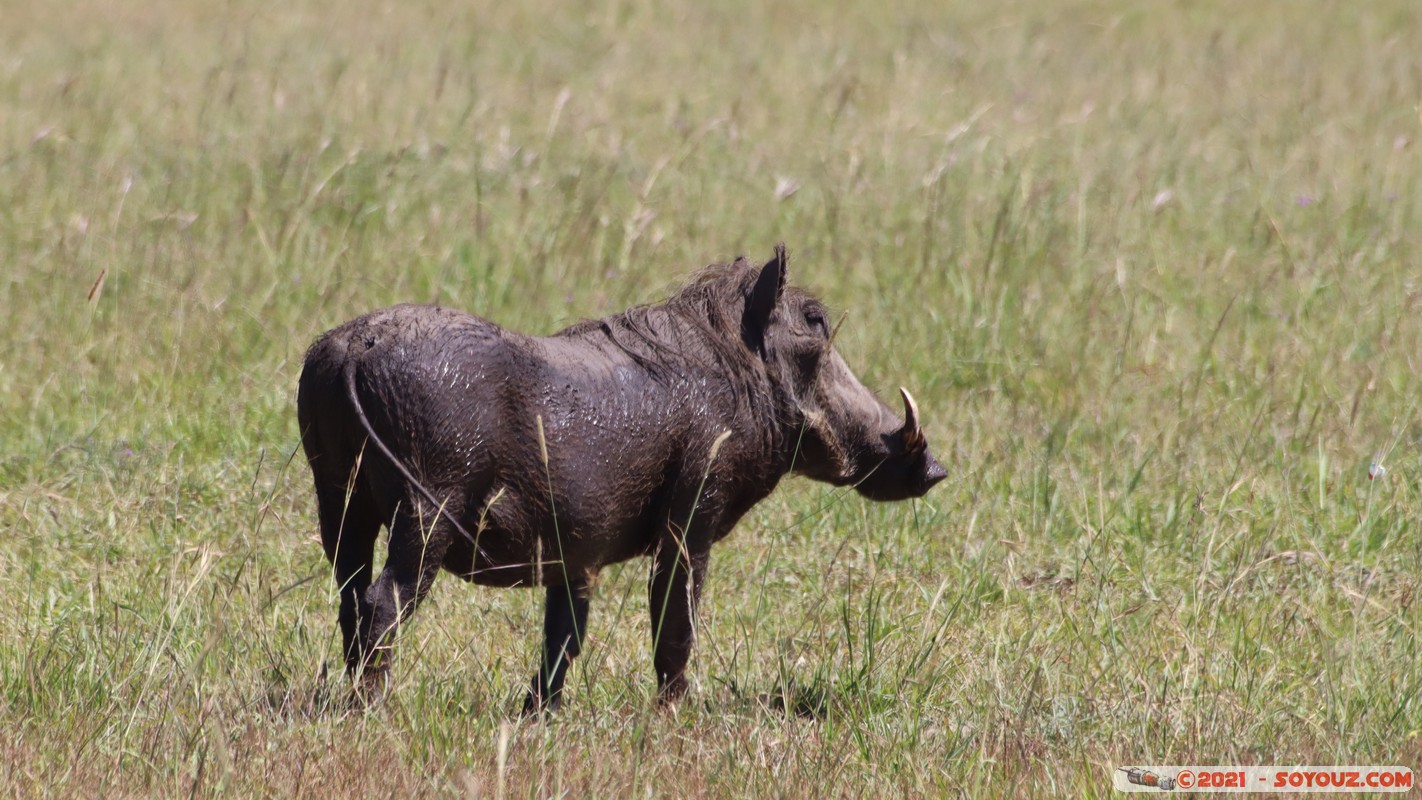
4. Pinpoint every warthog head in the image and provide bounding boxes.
[743,245,948,501]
